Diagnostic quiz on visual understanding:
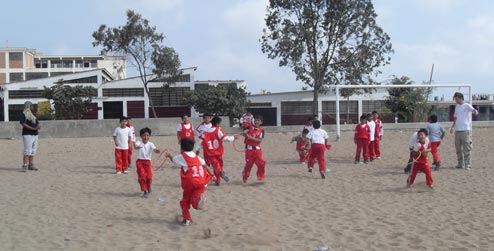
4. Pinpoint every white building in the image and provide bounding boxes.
[0,47,126,85]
